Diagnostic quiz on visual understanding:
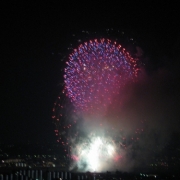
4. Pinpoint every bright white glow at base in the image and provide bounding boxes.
[70,135,121,172]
